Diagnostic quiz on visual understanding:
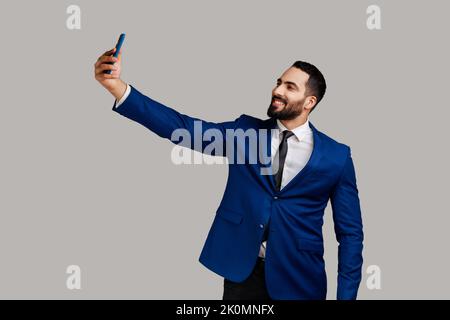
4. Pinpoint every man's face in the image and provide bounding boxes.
[267,67,310,120]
